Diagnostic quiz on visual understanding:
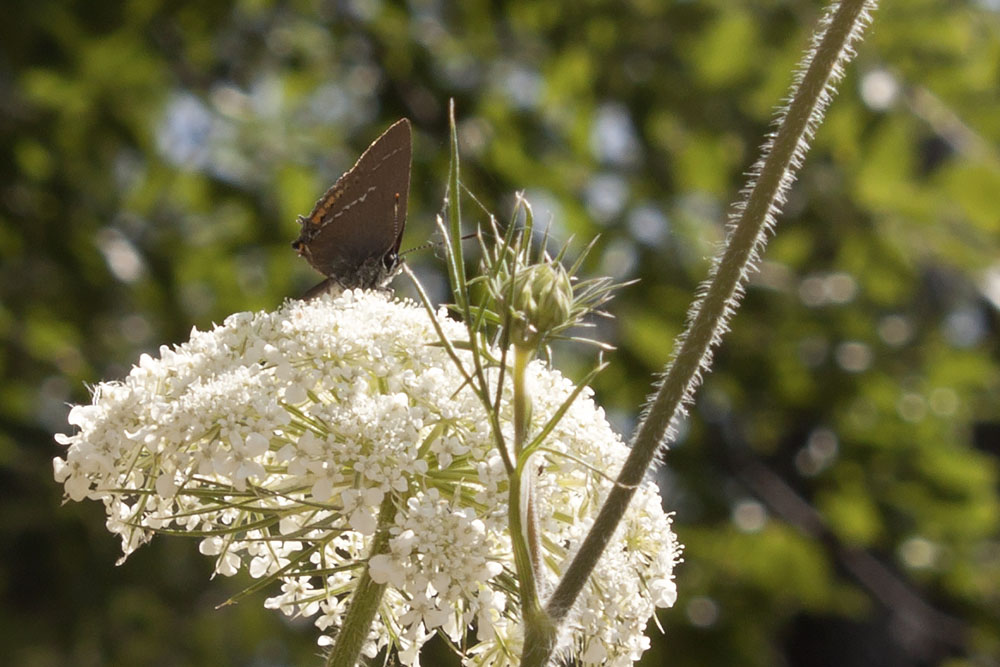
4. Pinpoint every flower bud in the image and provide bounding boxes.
[504,262,573,348]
